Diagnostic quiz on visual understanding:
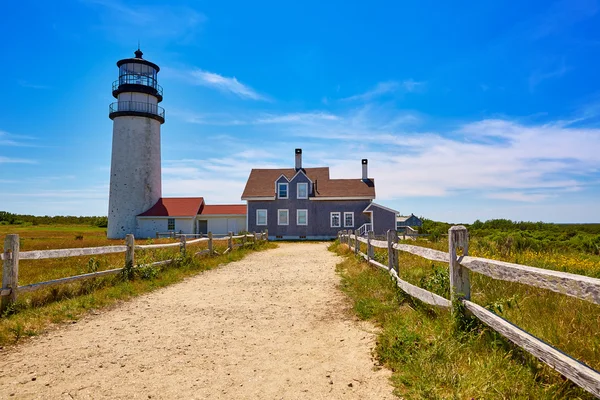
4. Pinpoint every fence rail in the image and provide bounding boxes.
[338,227,600,397]
[1,230,268,311]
